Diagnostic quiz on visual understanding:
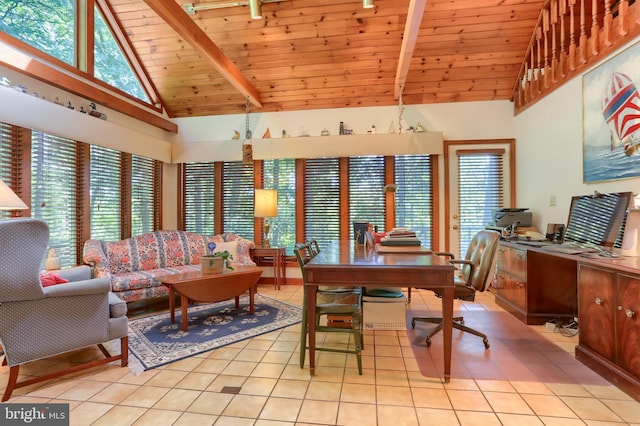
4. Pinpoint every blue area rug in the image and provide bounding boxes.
[127,294,302,373]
